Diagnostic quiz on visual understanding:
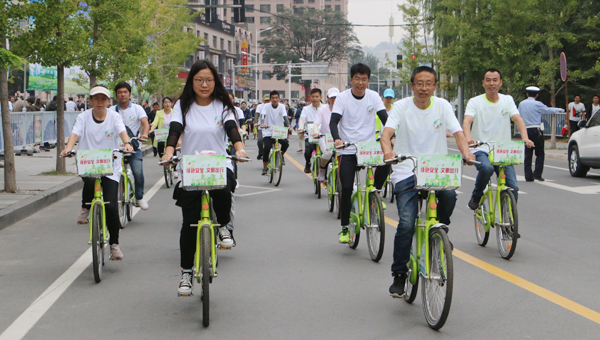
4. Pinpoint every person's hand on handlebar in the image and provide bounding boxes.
[261,123,267,128]
[140,134,148,142]
[123,143,134,153]
[235,149,249,162]
[384,151,397,164]
[334,139,344,148]
[466,138,477,146]
[60,148,73,157]
[161,152,173,166]
[463,152,476,165]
